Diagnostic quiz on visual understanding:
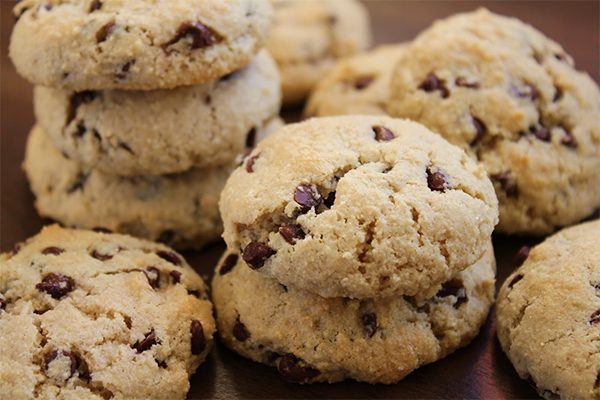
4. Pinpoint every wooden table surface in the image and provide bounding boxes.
[1,1,598,398]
